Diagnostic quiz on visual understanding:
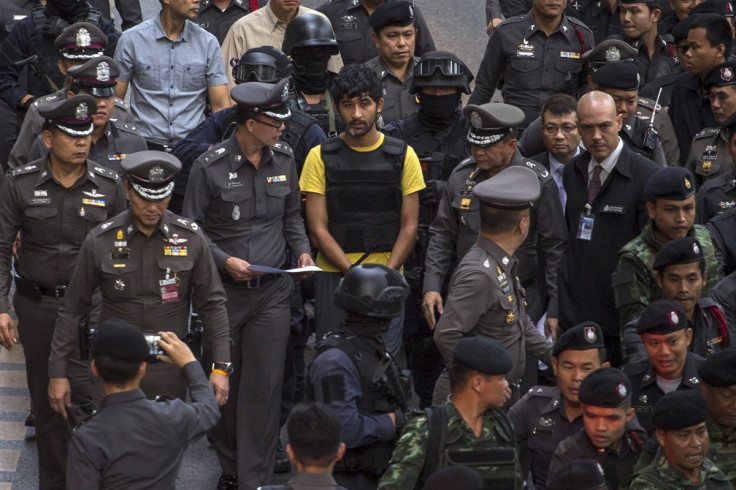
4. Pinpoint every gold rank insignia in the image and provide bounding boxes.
[116,230,123,240]
[702,161,712,173]
[506,312,515,323]
[497,266,503,275]
[460,198,471,210]
[508,295,513,304]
